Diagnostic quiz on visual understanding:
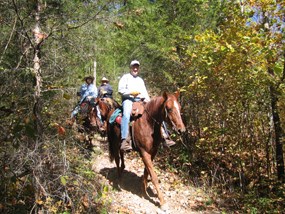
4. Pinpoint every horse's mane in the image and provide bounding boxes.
[112,99,121,109]
[144,96,165,120]
[100,98,121,110]
[145,96,164,109]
